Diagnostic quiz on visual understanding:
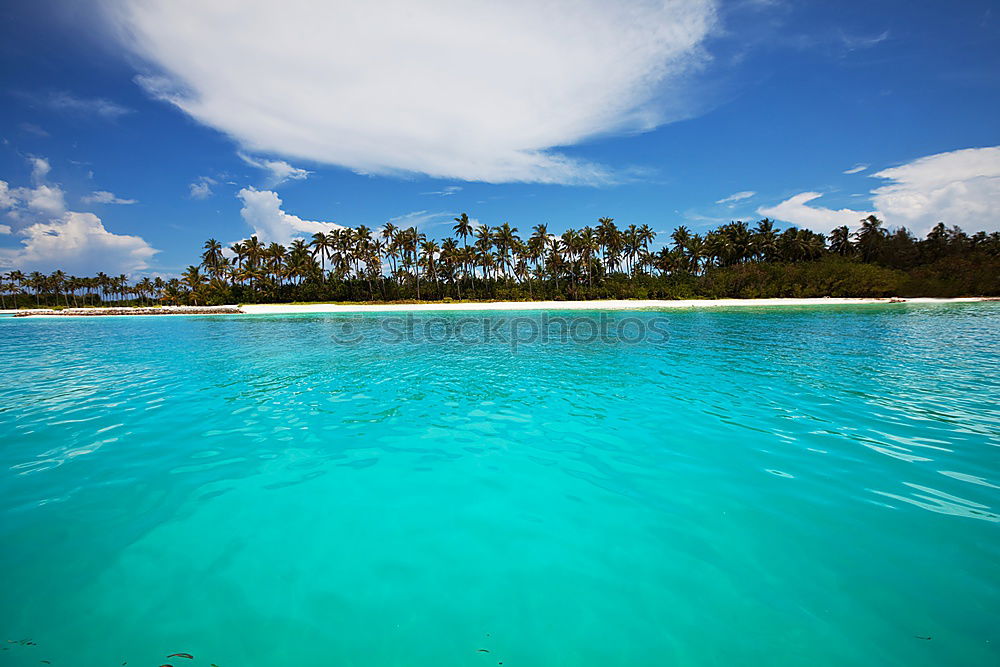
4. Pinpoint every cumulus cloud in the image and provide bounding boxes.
[757,146,1000,235]
[189,176,215,199]
[0,212,157,274]
[83,190,138,205]
[238,152,310,186]
[105,0,717,184]
[843,164,868,174]
[870,146,1000,235]
[715,190,755,205]
[0,158,157,273]
[30,157,51,181]
[757,192,875,234]
[21,184,68,216]
[237,187,344,244]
